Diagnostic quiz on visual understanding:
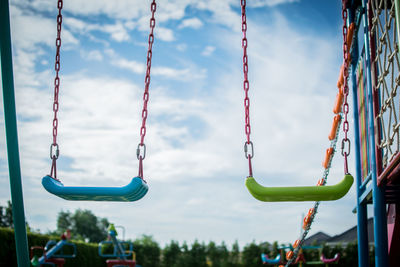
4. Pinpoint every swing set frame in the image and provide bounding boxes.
[1,0,398,266]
